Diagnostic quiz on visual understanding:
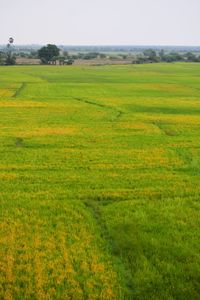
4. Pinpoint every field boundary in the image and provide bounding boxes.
[73,96,124,122]
[13,82,27,98]
[83,198,133,299]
